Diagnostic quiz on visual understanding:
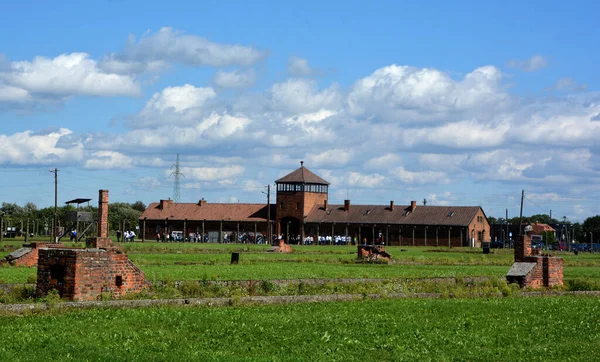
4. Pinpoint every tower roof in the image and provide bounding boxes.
[275,162,330,185]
